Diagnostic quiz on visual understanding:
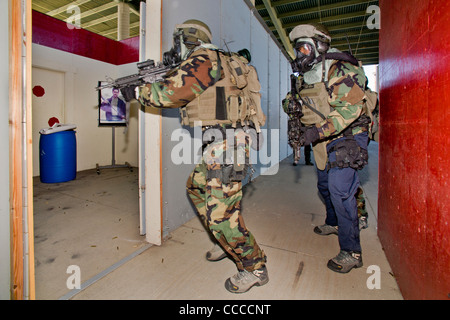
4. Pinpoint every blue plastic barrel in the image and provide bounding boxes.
[39,130,77,183]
